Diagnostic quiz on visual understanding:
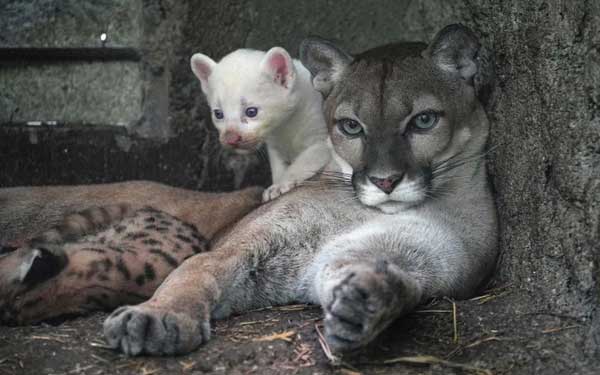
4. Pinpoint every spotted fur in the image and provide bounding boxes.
[0,207,209,325]
[0,184,263,325]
